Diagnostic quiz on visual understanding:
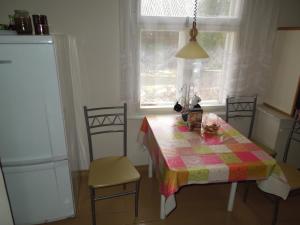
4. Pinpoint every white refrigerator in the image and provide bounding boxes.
[0,35,80,225]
